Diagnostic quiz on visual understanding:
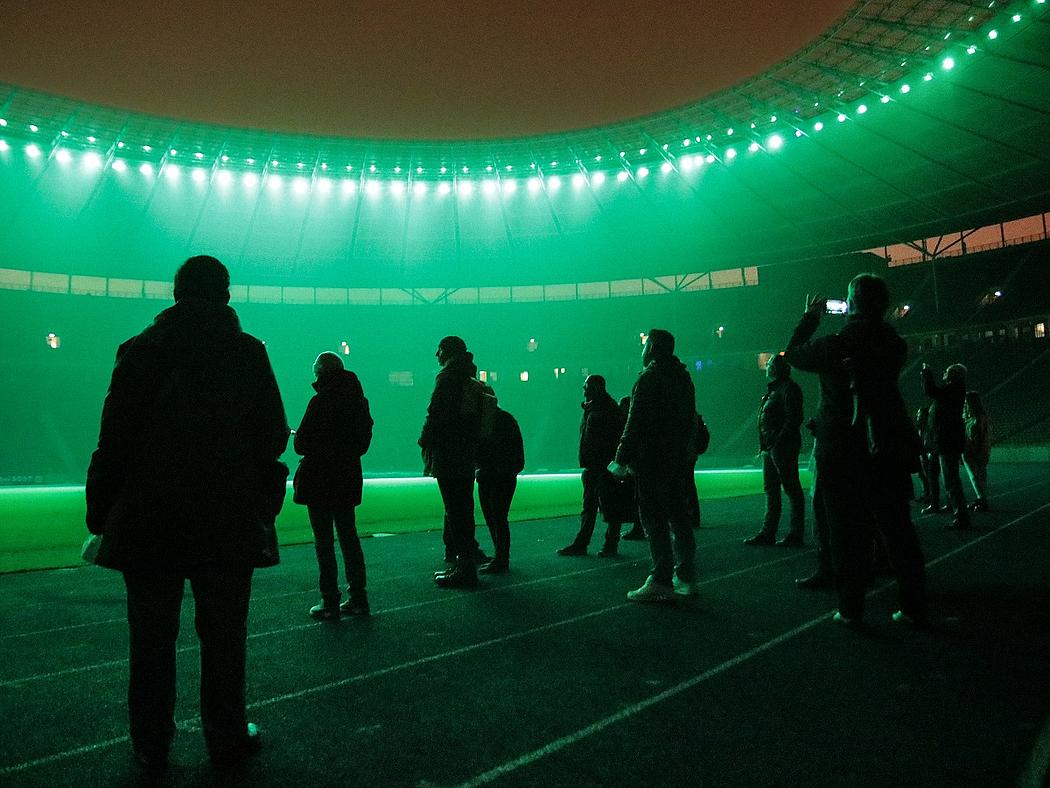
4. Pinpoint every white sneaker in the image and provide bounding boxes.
[626,576,676,603]
[673,576,699,597]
